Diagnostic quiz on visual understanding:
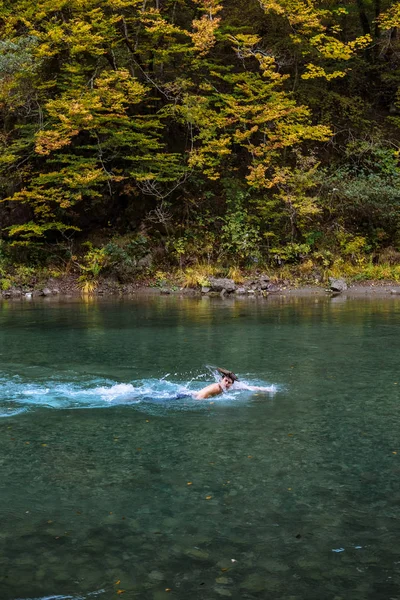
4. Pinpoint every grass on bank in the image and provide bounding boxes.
[2,242,400,294]
[326,261,400,283]
[176,260,400,289]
